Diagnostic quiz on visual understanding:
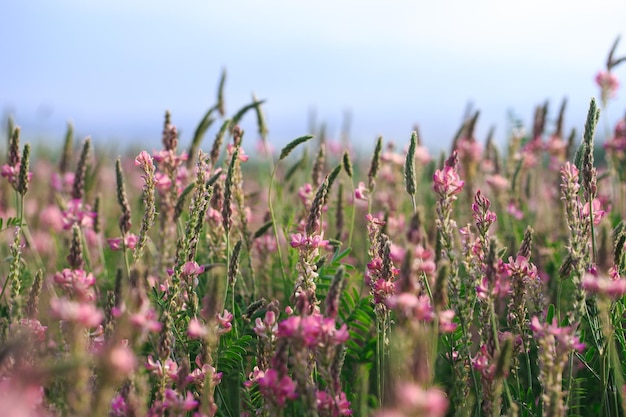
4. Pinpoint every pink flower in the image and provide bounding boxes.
[596,70,620,99]
[107,234,139,250]
[109,344,137,376]
[217,310,233,334]
[53,268,96,301]
[0,377,46,417]
[396,383,448,417]
[110,394,128,416]
[582,271,626,299]
[456,137,483,162]
[507,201,524,220]
[12,319,47,343]
[182,261,205,277]
[433,166,464,198]
[164,389,199,412]
[257,369,298,406]
[130,306,162,333]
[187,357,222,385]
[62,199,96,230]
[227,143,249,162]
[135,151,155,170]
[146,356,179,379]
[582,198,606,225]
[254,311,278,337]
[372,278,395,305]
[354,182,369,201]
[485,174,510,192]
[438,310,457,333]
[317,389,353,416]
[39,204,65,232]
[154,172,173,192]
[1,163,31,188]
[50,297,104,327]
[187,318,209,339]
